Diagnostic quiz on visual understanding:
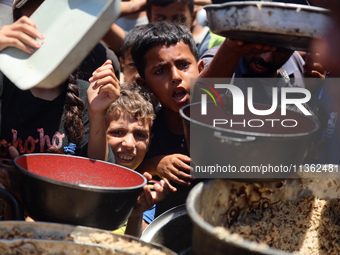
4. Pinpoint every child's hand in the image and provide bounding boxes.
[224,38,276,56]
[130,172,169,216]
[87,59,120,115]
[0,16,44,54]
[156,154,192,192]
